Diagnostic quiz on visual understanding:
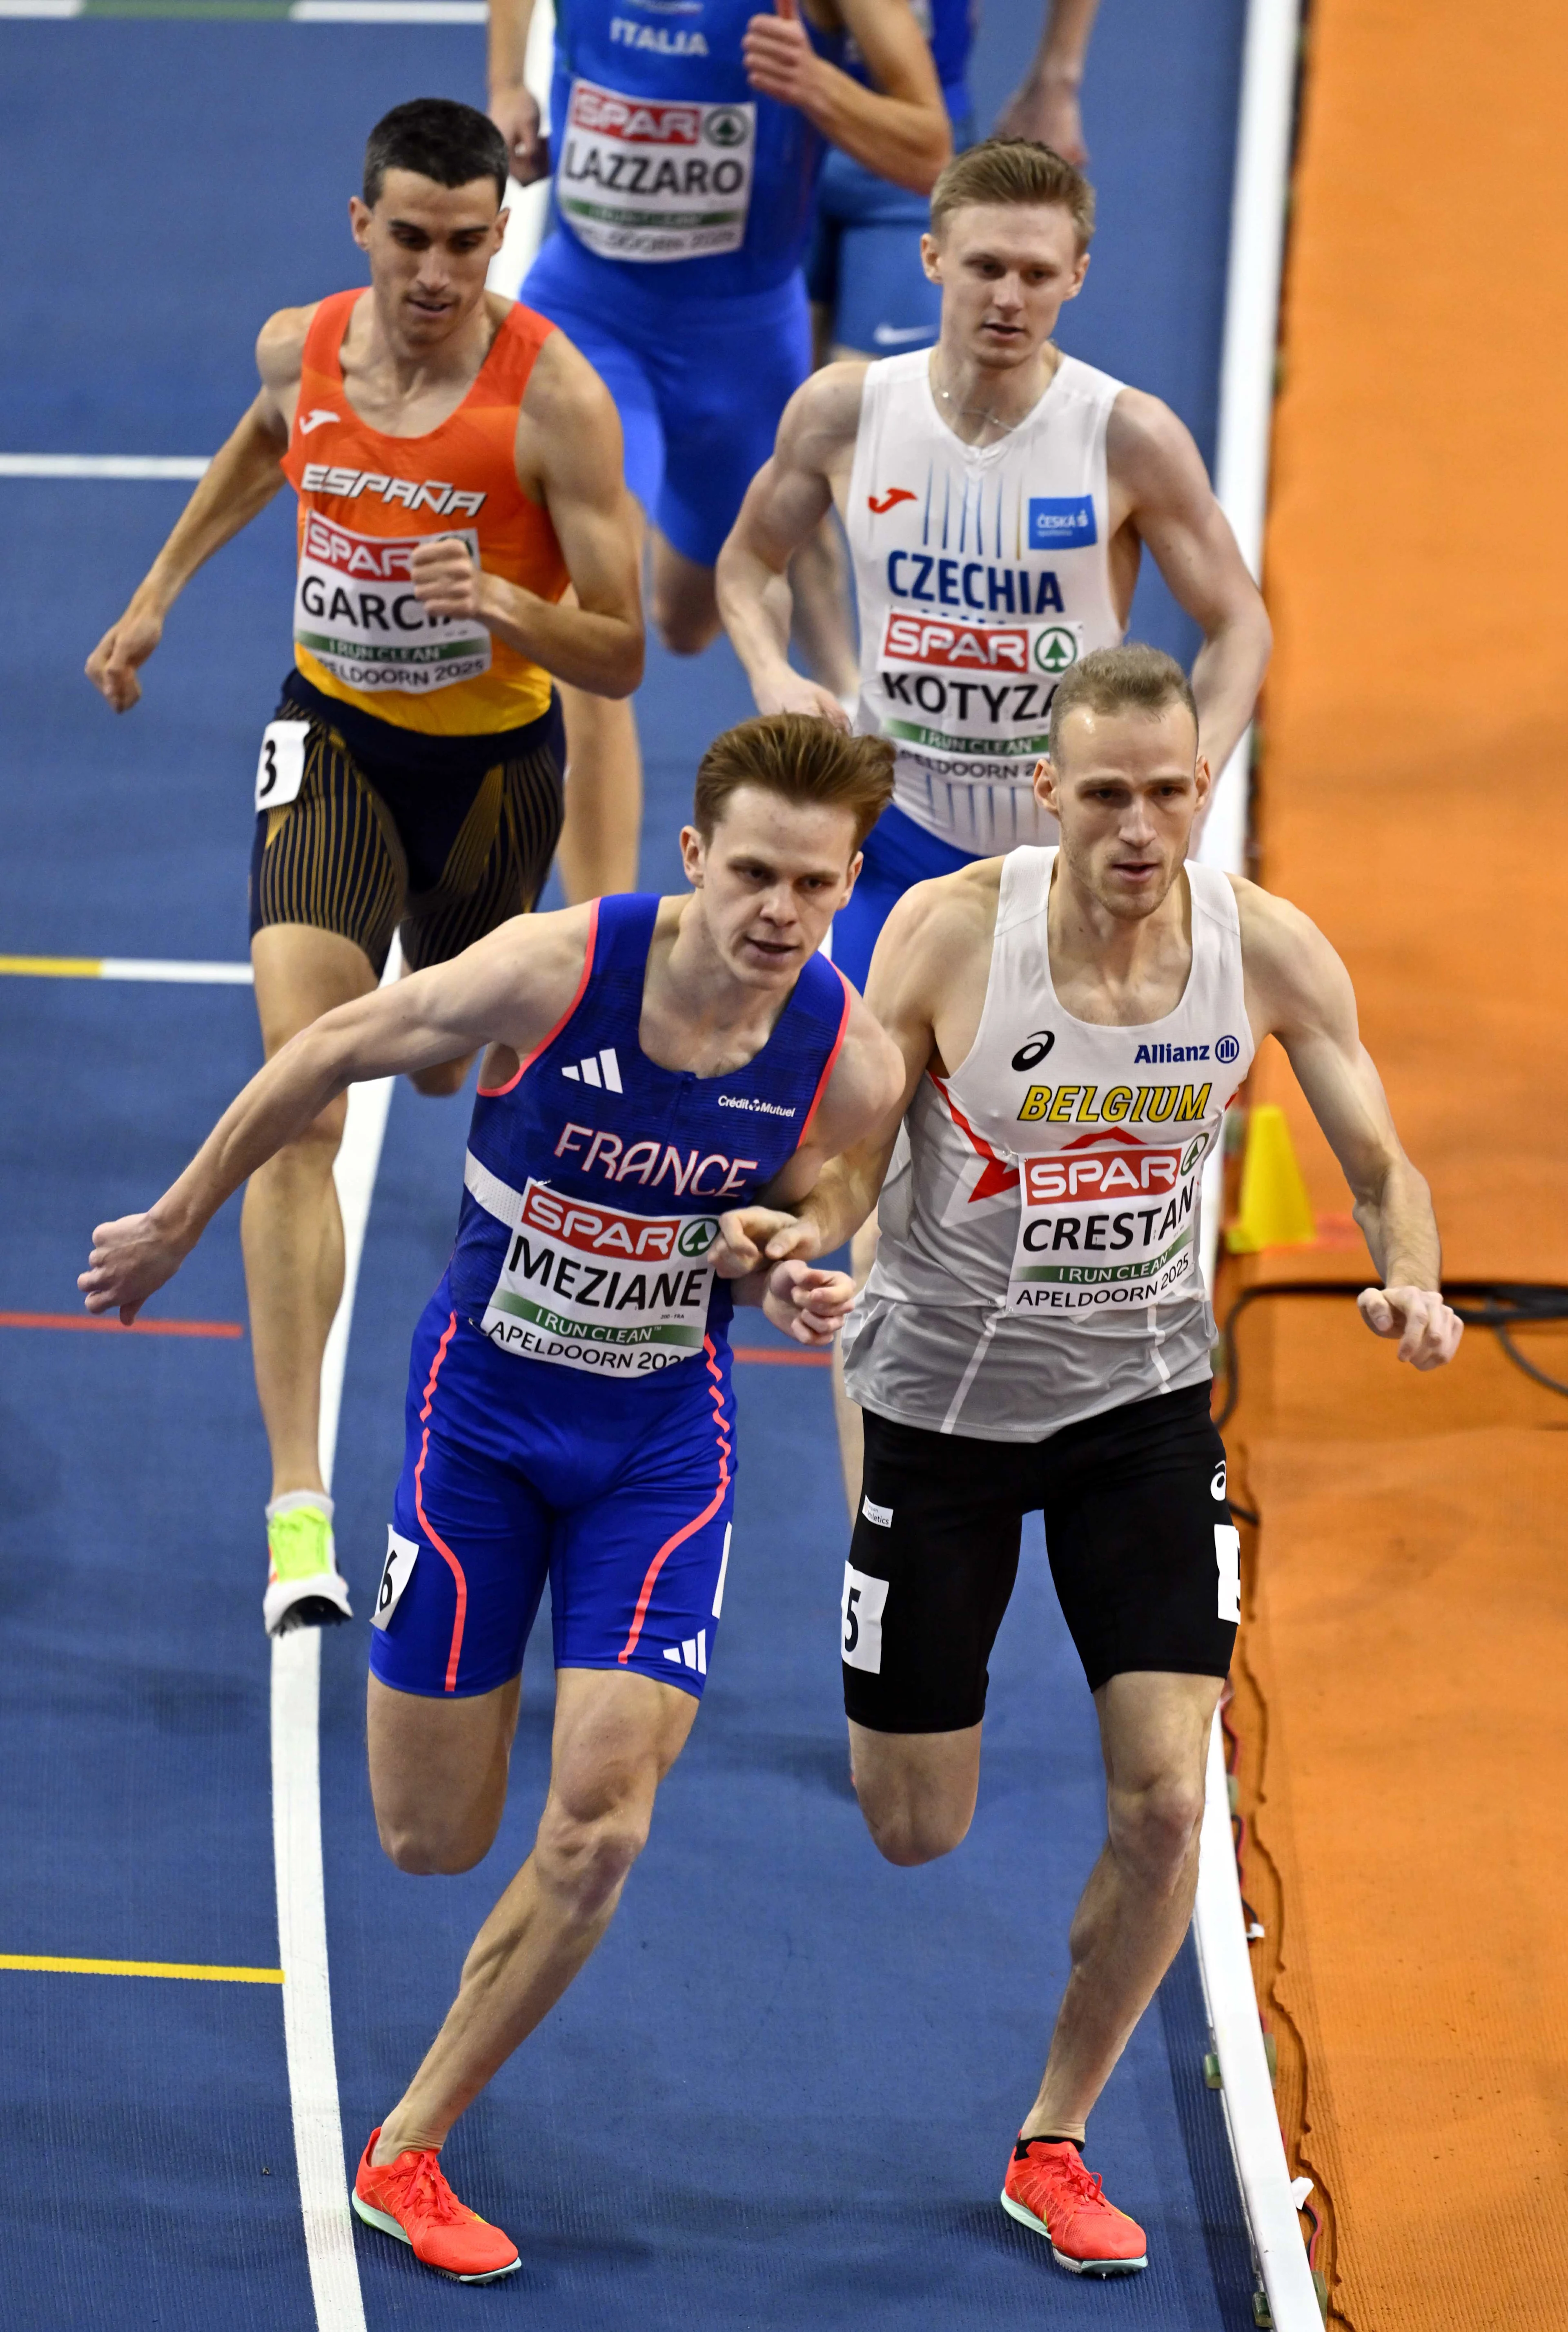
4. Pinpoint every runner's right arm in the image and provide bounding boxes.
[487,0,548,183]
[711,881,953,1271]
[716,364,867,725]
[79,910,593,1324]
[84,307,309,712]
